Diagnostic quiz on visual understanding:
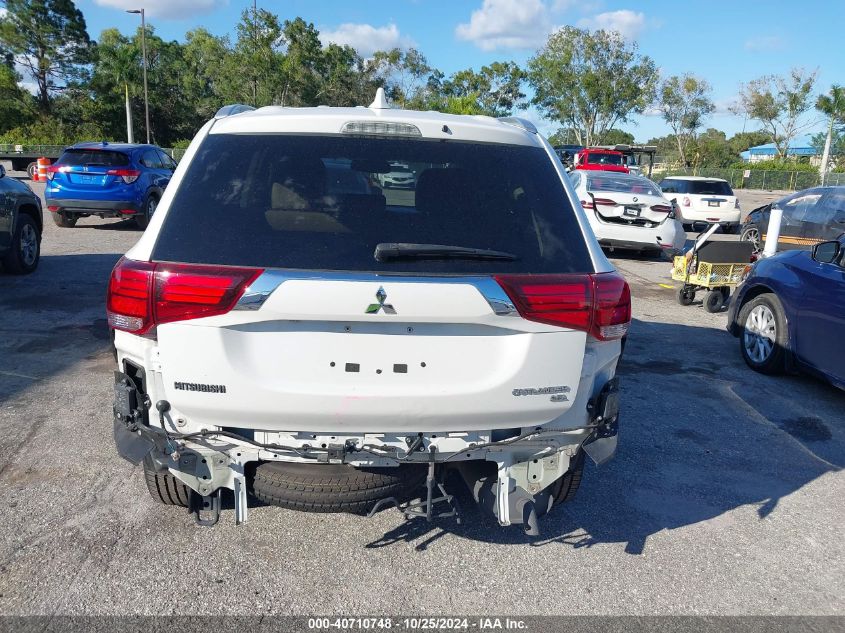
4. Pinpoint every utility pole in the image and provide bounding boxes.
[127,9,150,143]
[253,0,258,107]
